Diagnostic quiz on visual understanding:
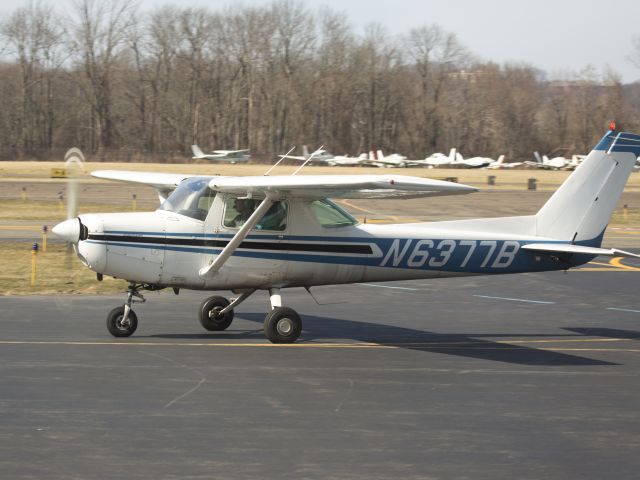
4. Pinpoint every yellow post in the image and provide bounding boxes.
[42,225,48,252]
[624,204,629,221]
[30,242,38,286]
[132,193,137,211]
